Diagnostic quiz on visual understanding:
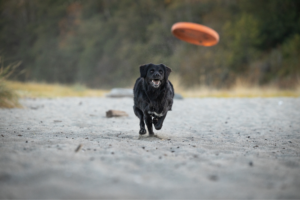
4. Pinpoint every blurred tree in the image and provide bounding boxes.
[240,0,300,50]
